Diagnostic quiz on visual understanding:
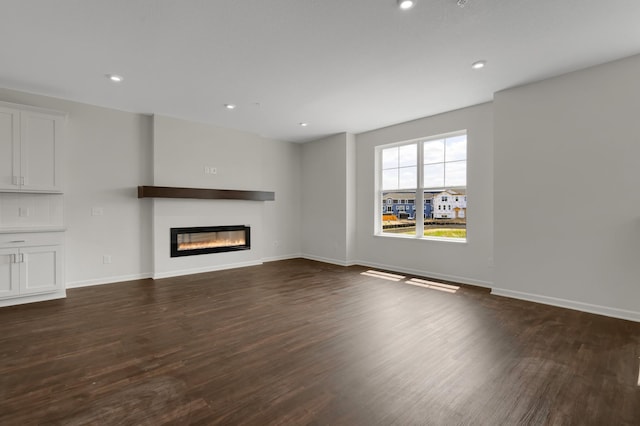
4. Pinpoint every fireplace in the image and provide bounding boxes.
[170,225,250,257]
